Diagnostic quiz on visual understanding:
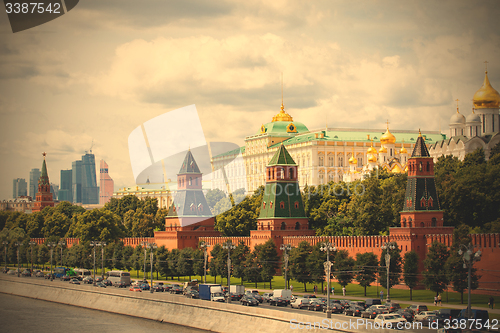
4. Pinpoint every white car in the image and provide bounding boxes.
[290,297,310,309]
[414,311,437,321]
[374,314,407,328]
